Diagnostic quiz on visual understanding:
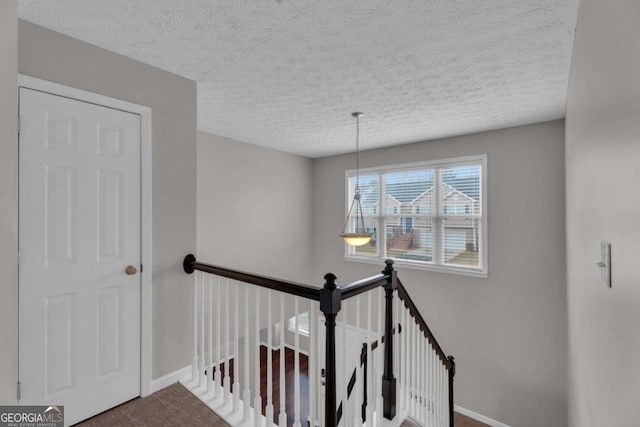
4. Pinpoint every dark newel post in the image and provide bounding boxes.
[382,259,397,419]
[320,273,342,427]
[448,355,456,427]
